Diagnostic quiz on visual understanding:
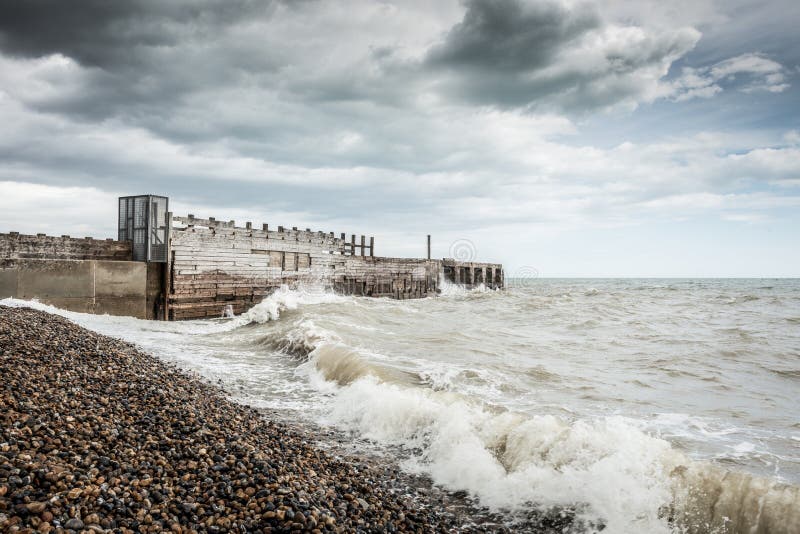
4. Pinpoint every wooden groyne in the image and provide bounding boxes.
[168,215,502,319]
